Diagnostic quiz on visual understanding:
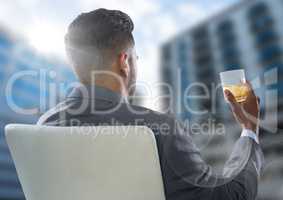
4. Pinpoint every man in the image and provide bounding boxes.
[38,8,264,200]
